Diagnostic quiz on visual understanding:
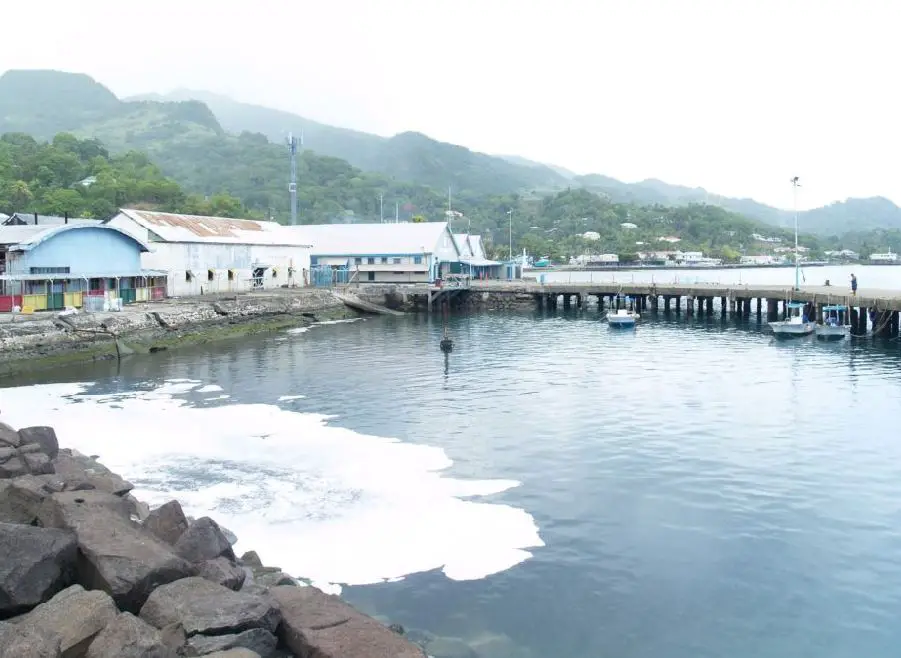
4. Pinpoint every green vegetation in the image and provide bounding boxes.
[1,69,898,258]
[0,132,245,218]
